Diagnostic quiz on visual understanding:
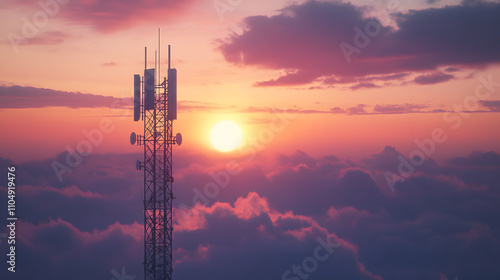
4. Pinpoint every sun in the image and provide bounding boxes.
[210,120,242,152]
